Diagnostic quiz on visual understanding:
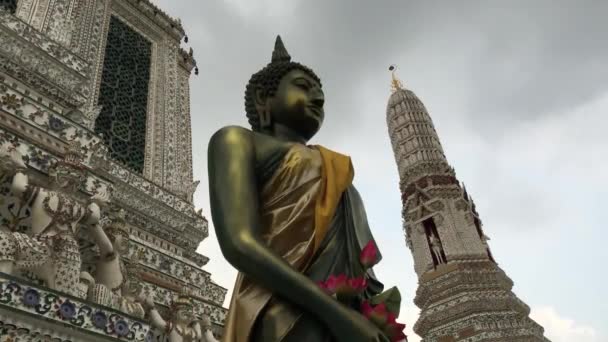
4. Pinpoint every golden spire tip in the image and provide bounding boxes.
[389,64,404,92]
